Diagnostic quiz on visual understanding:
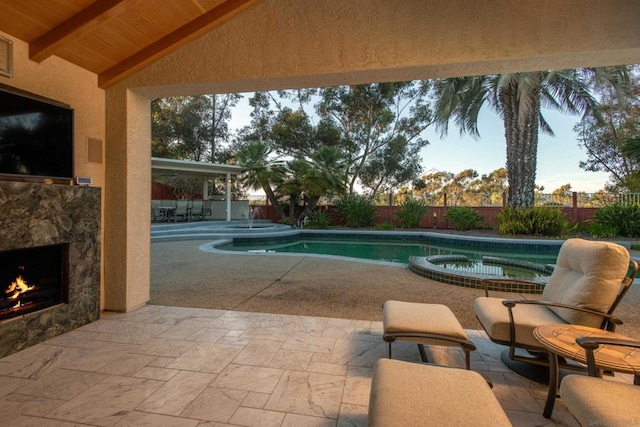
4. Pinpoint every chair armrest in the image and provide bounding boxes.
[479,278,544,297]
[501,299,622,325]
[499,299,622,348]
[575,336,640,377]
[576,336,640,350]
